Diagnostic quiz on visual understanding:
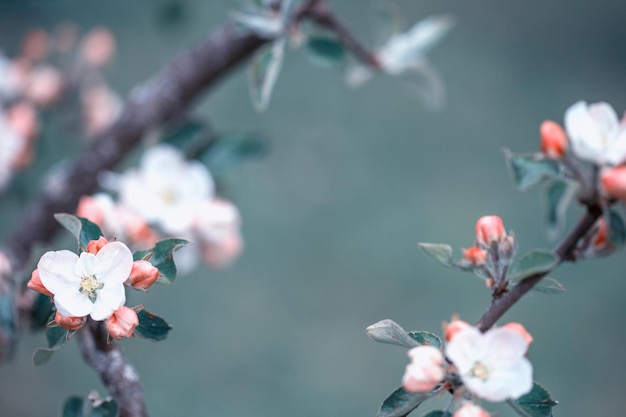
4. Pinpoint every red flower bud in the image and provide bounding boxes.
[502,322,533,347]
[540,120,568,159]
[87,236,109,254]
[27,268,53,297]
[475,216,506,247]
[601,166,626,202]
[105,306,139,340]
[127,260,160,290]
[54,311,85,331]
[462,247,488,266]
[444,319,471,342]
